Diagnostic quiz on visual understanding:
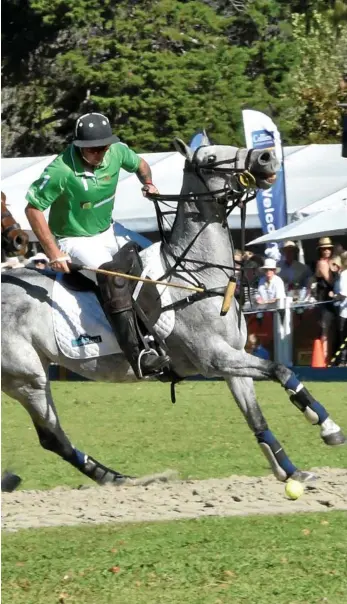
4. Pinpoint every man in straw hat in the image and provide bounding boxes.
[256,258,285,305]
[278,240,311,291]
